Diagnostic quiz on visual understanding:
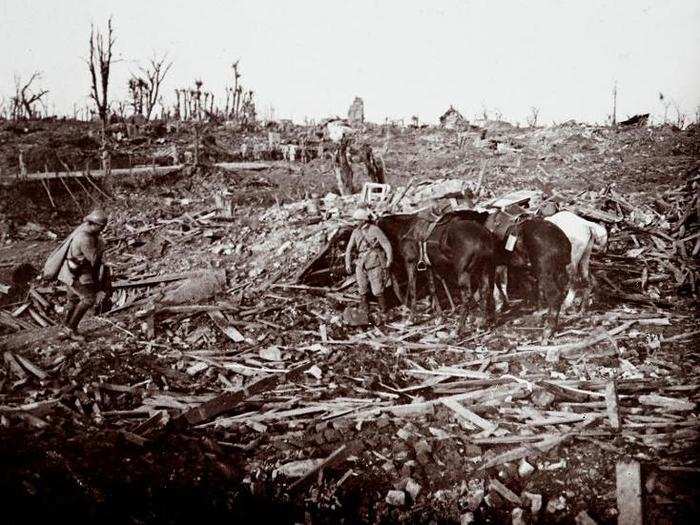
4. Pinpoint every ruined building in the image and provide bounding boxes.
[439,105,467,130]
[348,97,364,126]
